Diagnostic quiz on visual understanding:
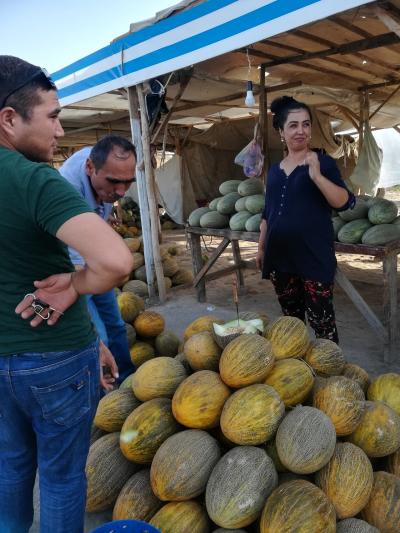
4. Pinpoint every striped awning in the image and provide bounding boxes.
[53,0,373,106]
